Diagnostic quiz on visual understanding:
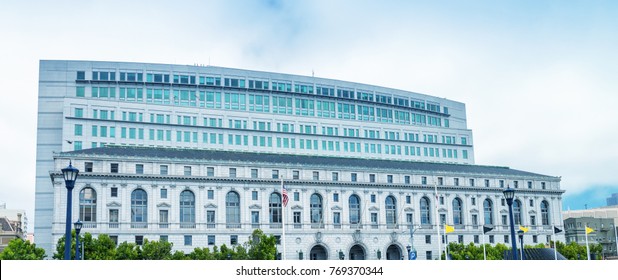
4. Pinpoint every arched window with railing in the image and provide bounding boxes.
[180,190,195,228]
[131,189,148,228]
[226,191,240,228]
